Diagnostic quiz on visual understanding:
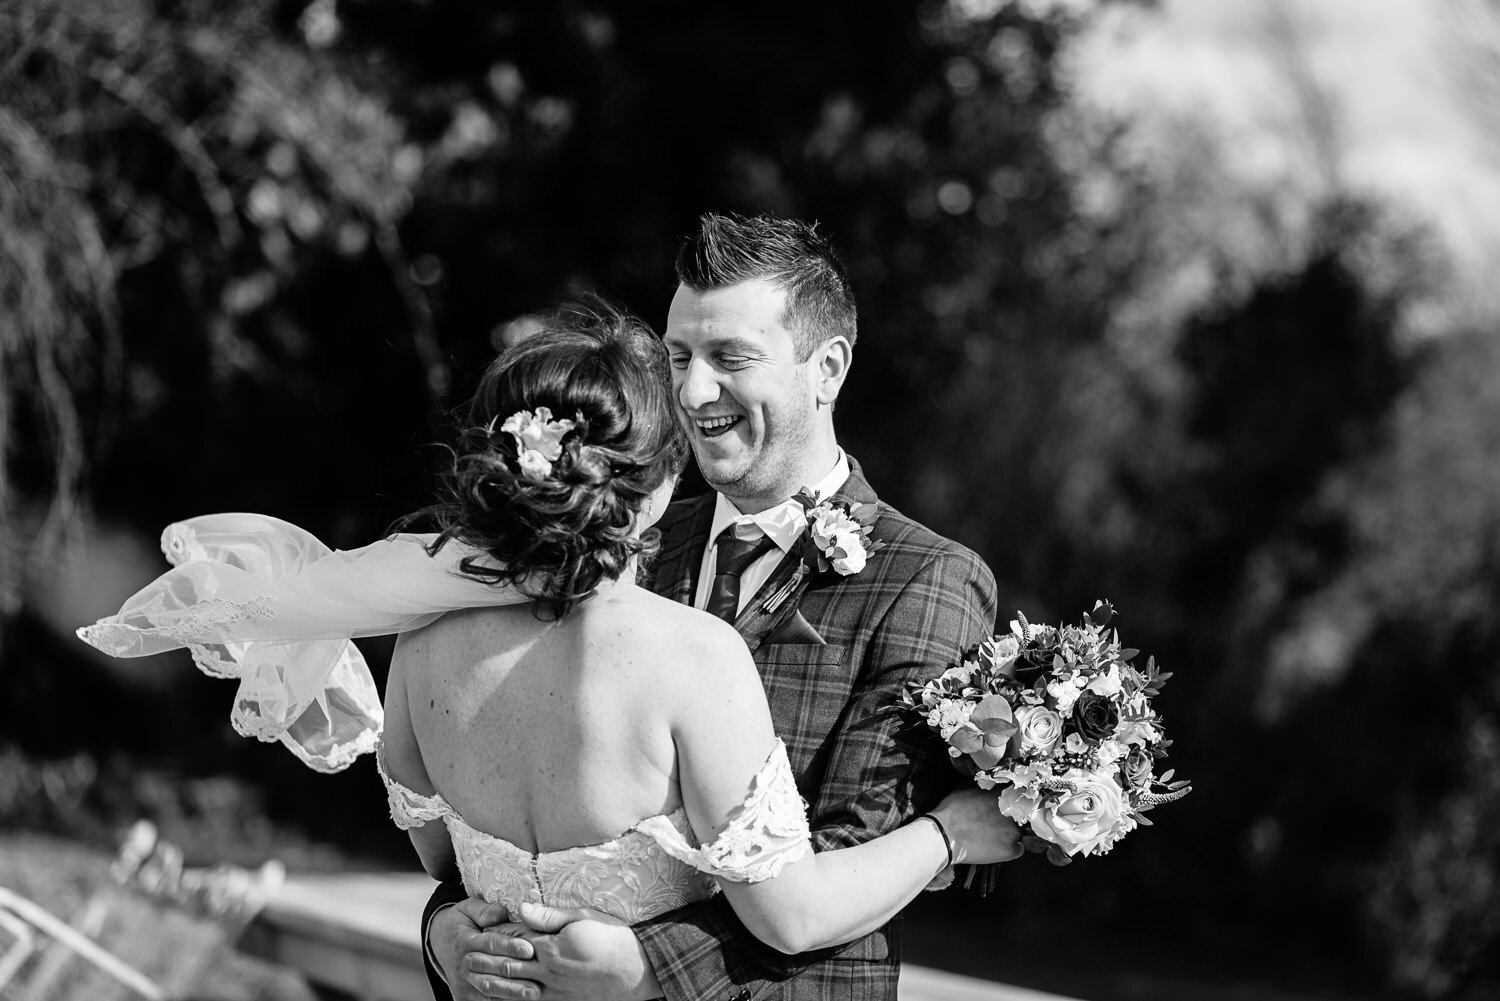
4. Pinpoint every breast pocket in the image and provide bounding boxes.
[754,643,850,777]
